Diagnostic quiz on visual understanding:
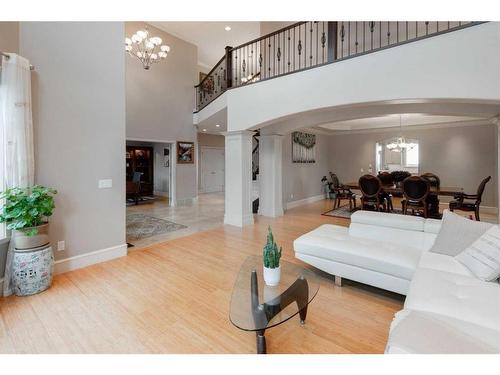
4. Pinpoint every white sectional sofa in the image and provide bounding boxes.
[293,210,500,353]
